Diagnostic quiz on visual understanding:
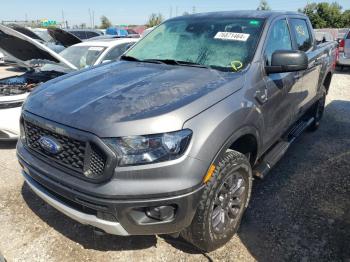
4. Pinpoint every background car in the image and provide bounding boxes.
[66,29,104,40]
[125,28,140,38]
[106,26,128,37]
[338,29,350,70]
[0,24,138,140]
[55,38,138,69]
[141,26,155,38]
[10,25,66,53]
